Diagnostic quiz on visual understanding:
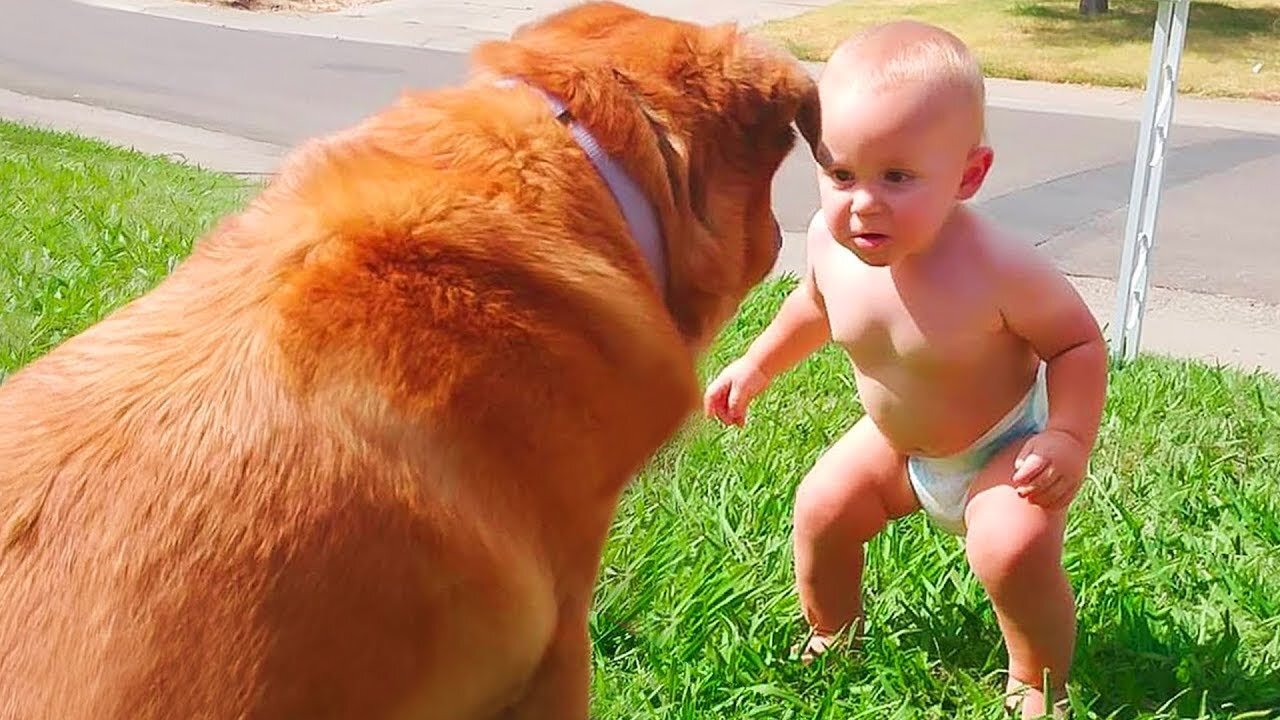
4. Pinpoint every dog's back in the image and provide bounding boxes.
[0,3,817,715]
[0,82,696,719]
